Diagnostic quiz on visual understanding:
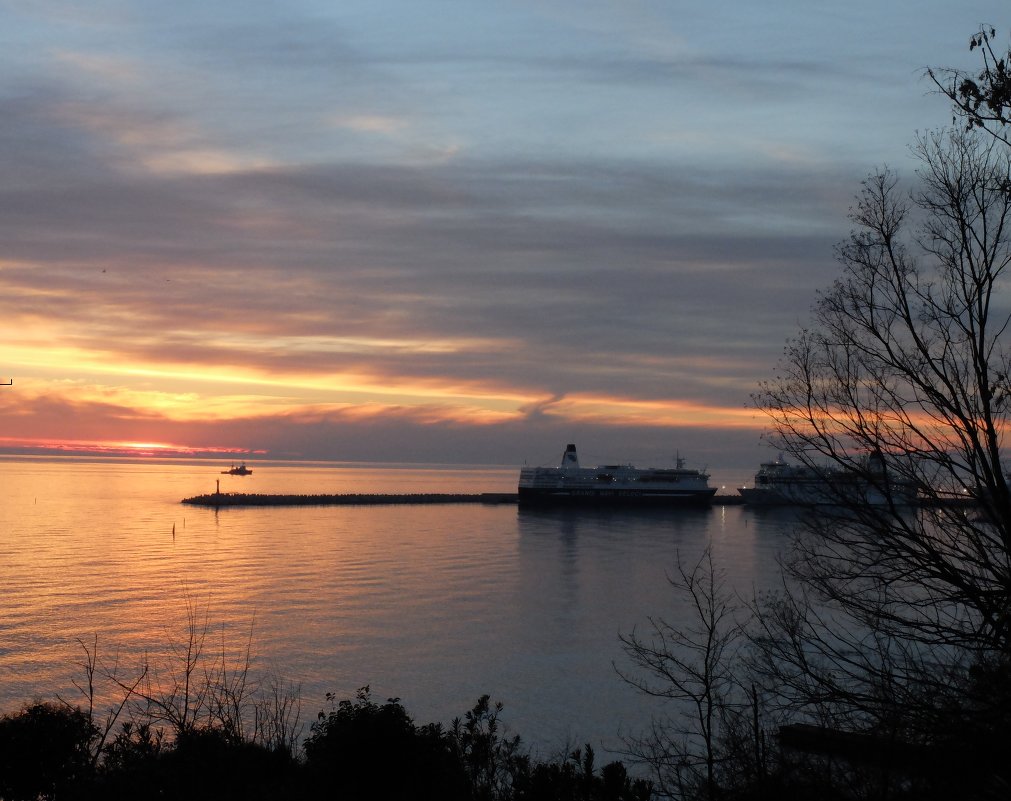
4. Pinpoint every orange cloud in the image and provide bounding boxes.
[0,257,768,463]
